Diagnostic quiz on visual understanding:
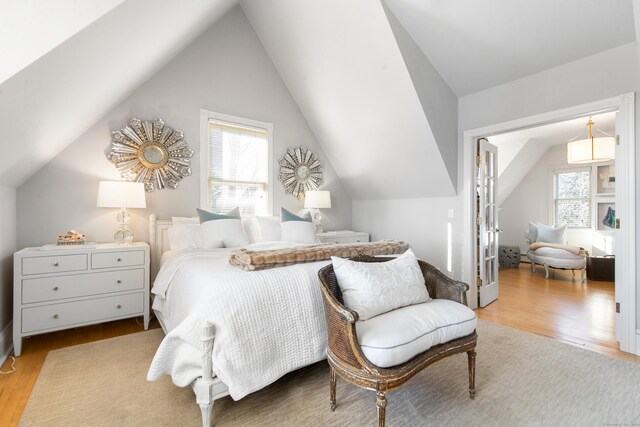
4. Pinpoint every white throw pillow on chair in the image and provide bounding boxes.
[331,249,430,321]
